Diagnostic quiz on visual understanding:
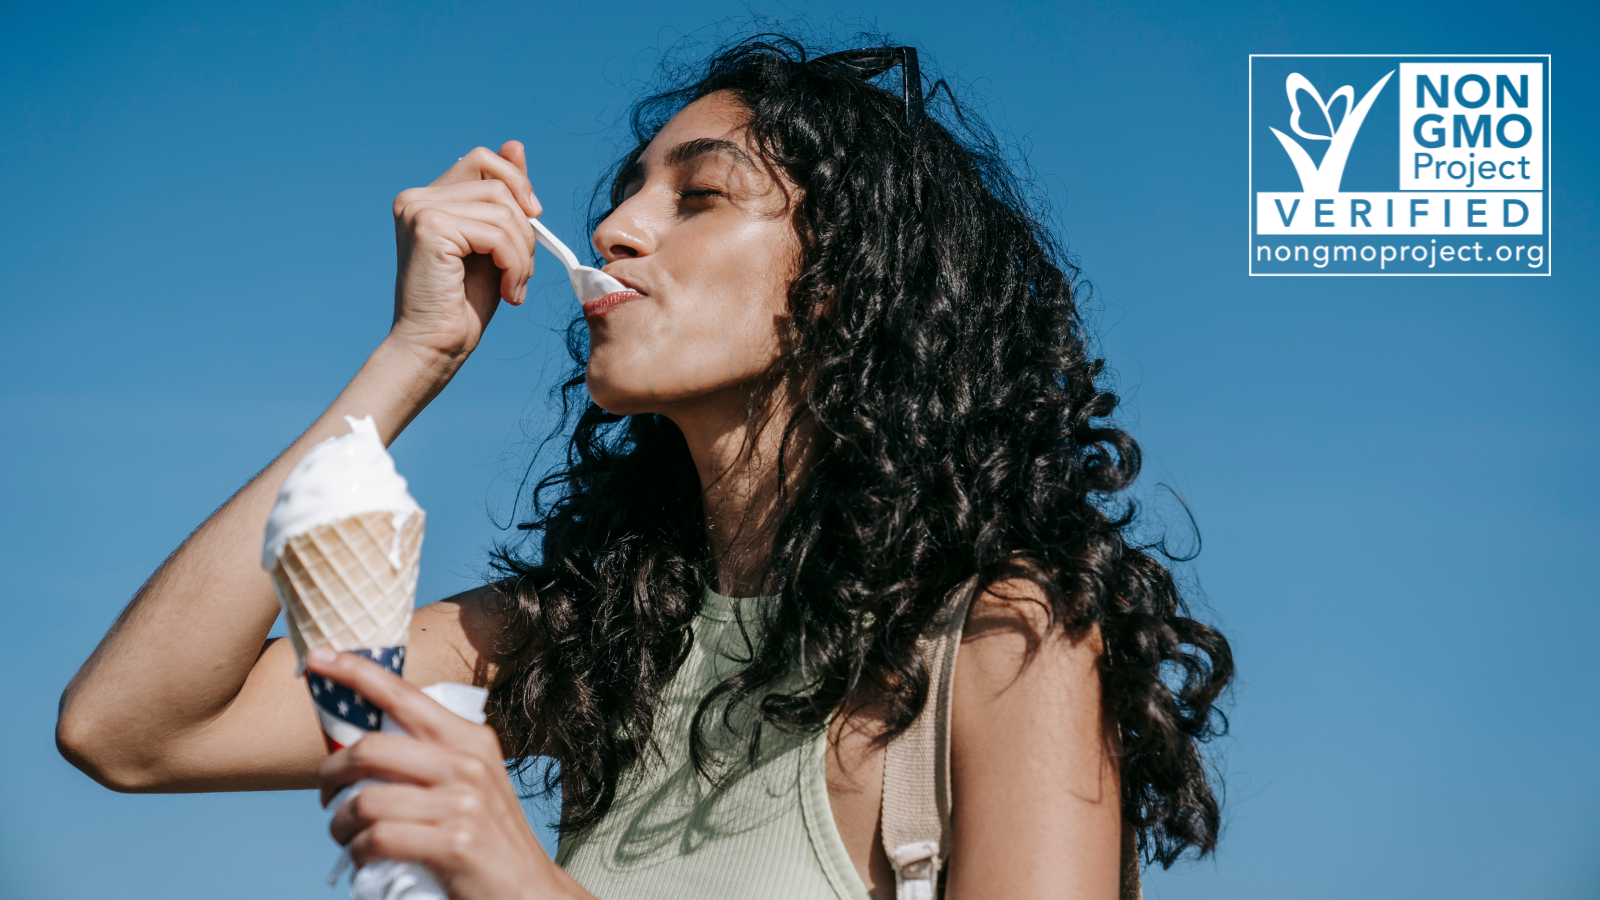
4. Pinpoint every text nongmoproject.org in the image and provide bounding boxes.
[1255,241,1545,269]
